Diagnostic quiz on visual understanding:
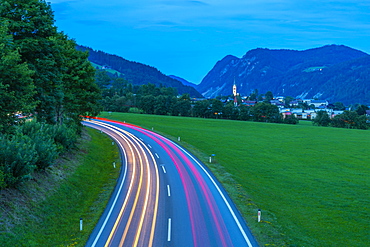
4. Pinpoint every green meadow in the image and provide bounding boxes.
[99,112,370,247]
